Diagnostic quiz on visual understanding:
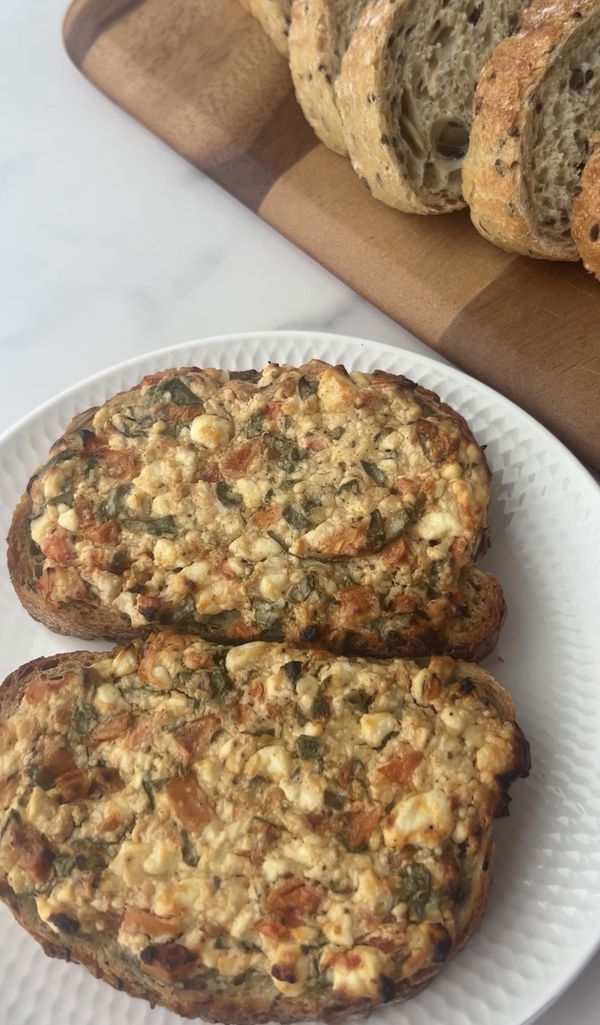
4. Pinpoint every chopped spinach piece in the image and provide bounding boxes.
[295,735,323,760]
[298,375,318,400]
[181,830,200,867]
[172,595,197,622]
[148,377,202,406]
[122,515,177,537]
[338,478,359,494]
[254,601,280,631]
[197,610,242,634]
[367,508,385,548]
[216,482,242,508]
[47,490,75,508]
[246,412,264,438]
[311,695,330,720]
[207,666,233,700]
[344,689,373,713]
[397,863,431,921]
[360,460,387,486]
[267,436,302,472]
[281,661,303,683]
[112,410,155,437]
[283,504,310,532]
[329,426,345,440]
[324,790,346,810]
[287,574,315,603]
[229,370,260,382]
[98,482,132,522]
